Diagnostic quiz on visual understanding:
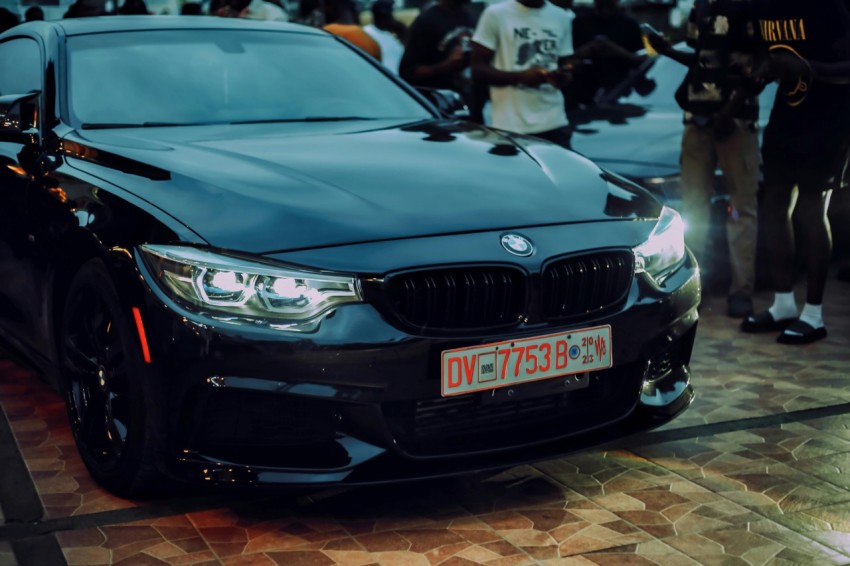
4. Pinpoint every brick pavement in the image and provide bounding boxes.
[0,274,848,565]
